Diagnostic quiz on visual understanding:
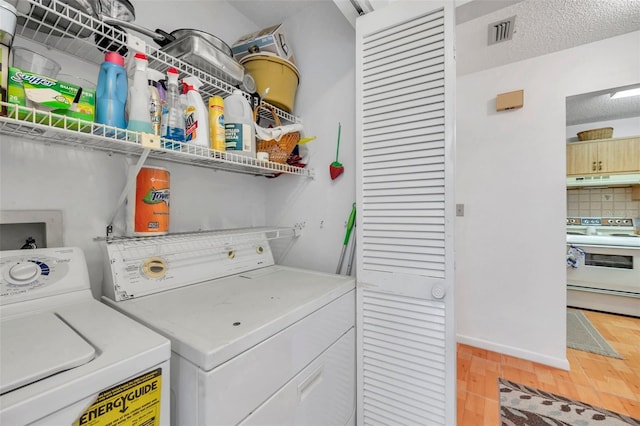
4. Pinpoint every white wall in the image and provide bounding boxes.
[1,1,354,297]
[455,31,640,369]
[259,2,357,273]
[0,141,269,298]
